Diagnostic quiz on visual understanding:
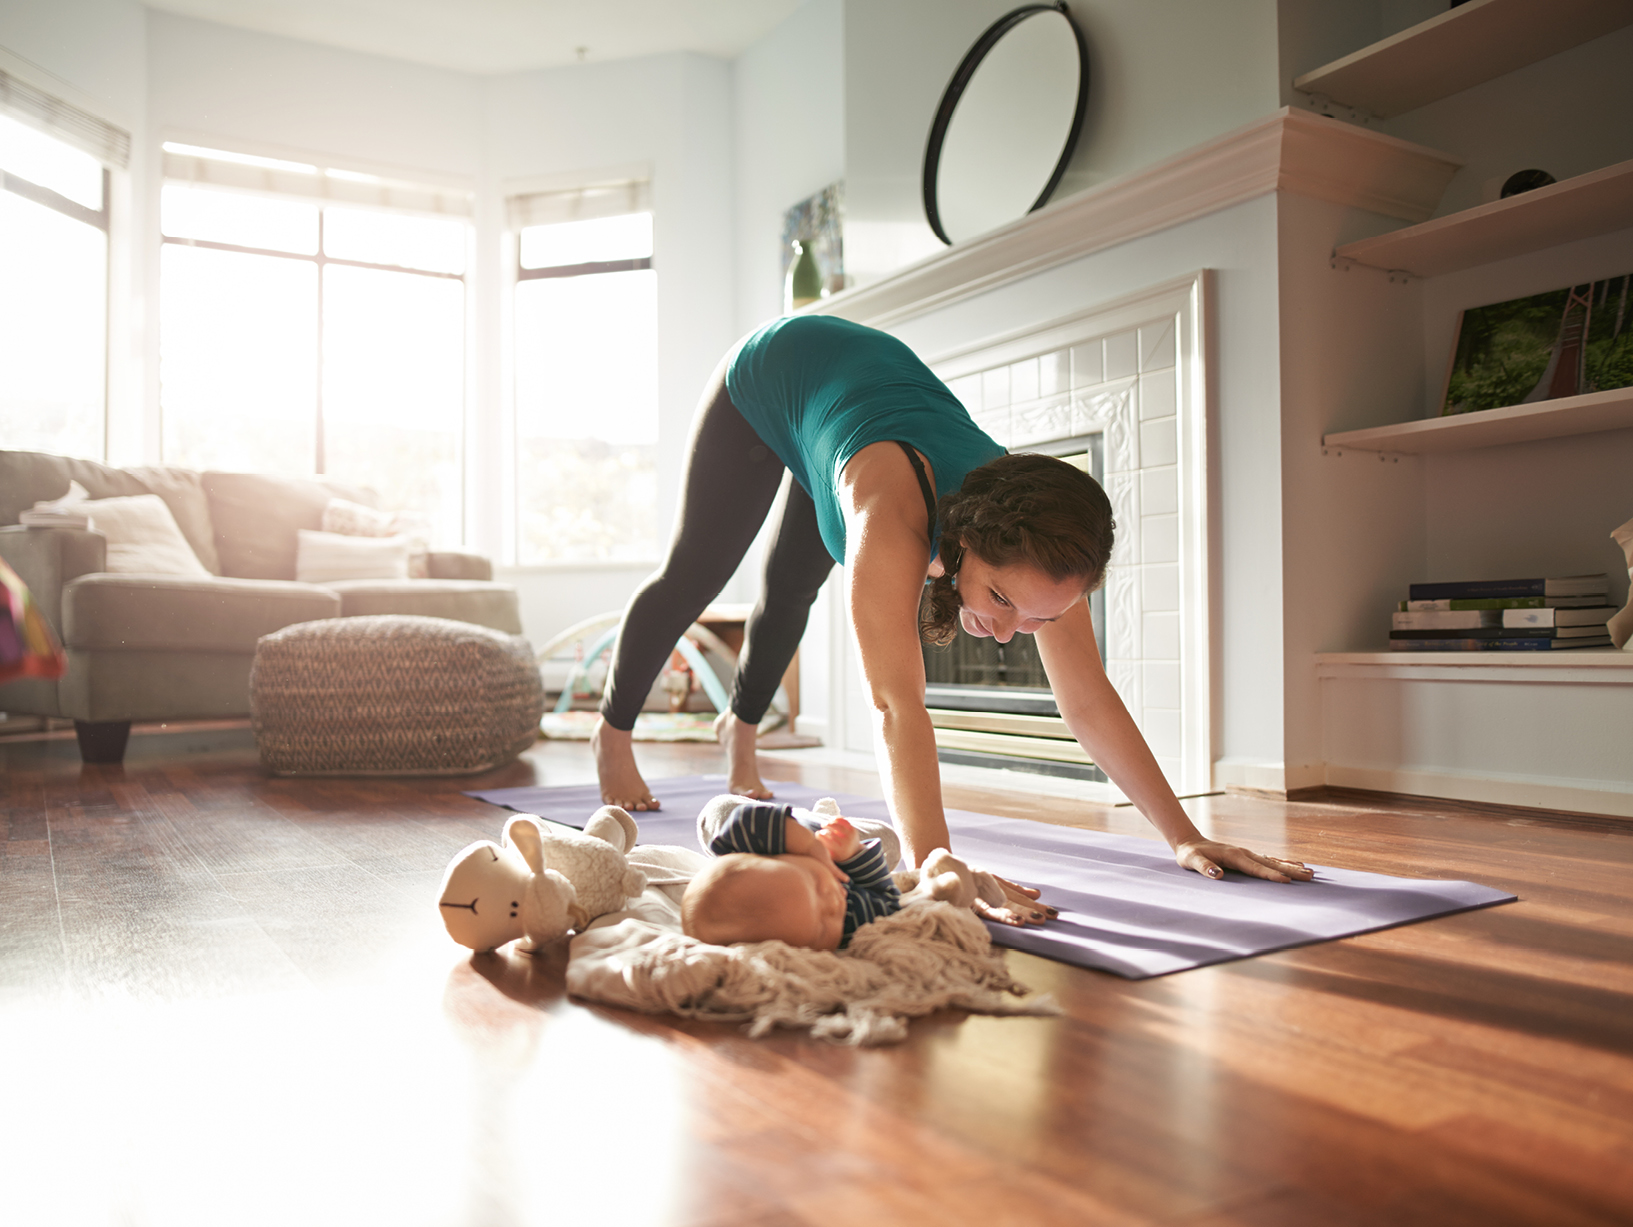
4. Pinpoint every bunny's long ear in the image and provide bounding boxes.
[503,814,546,873]
[583,805,638,853]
